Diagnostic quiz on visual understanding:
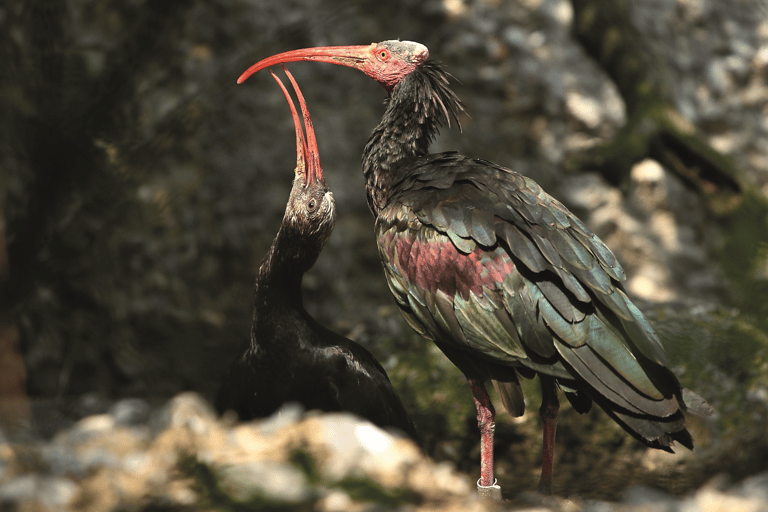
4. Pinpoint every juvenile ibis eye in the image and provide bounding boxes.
[308,198,317,210]
[378,50,389,61]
